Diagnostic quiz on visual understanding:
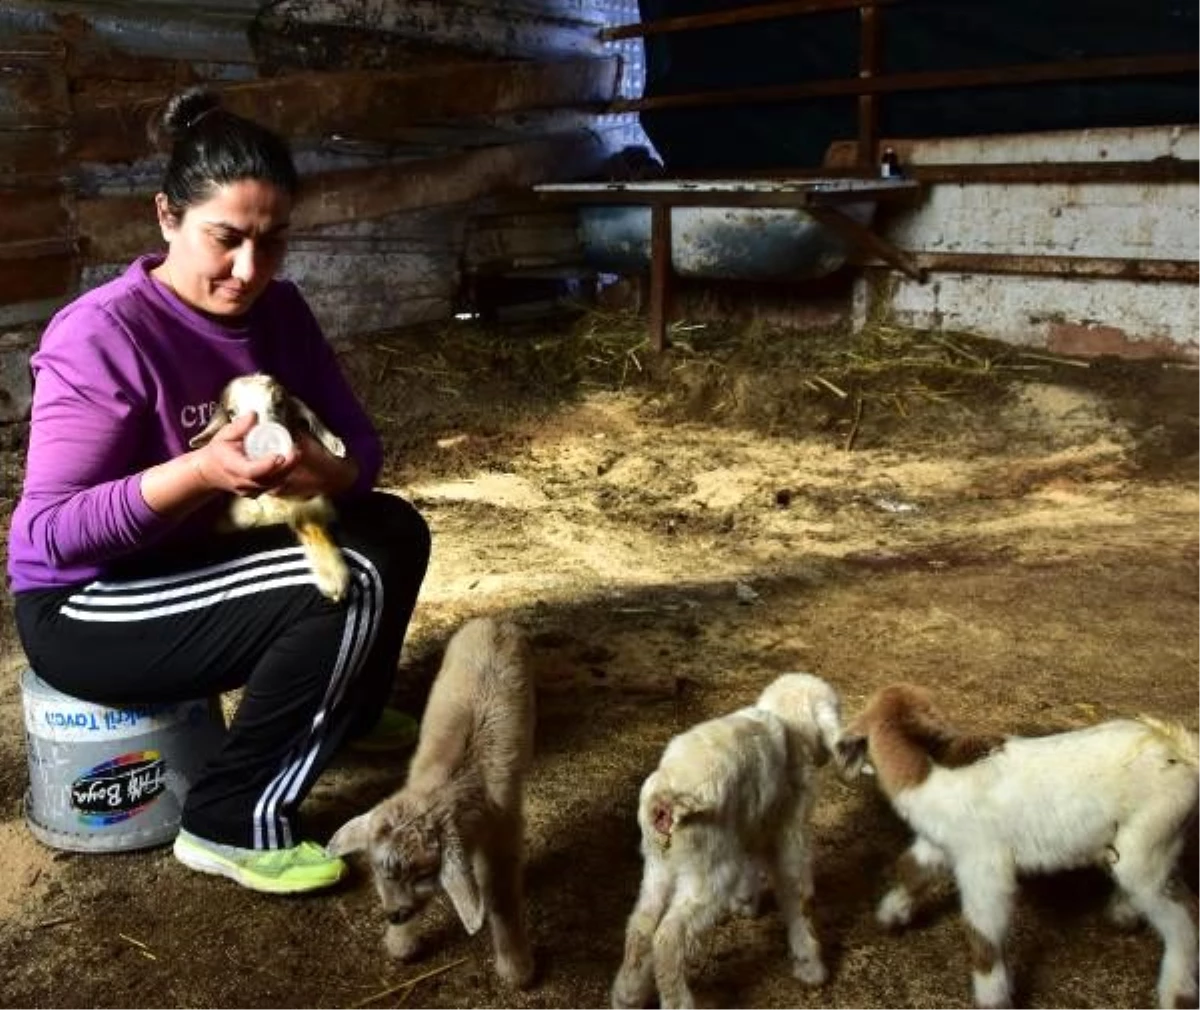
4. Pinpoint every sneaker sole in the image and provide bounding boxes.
[173,838,346,895]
